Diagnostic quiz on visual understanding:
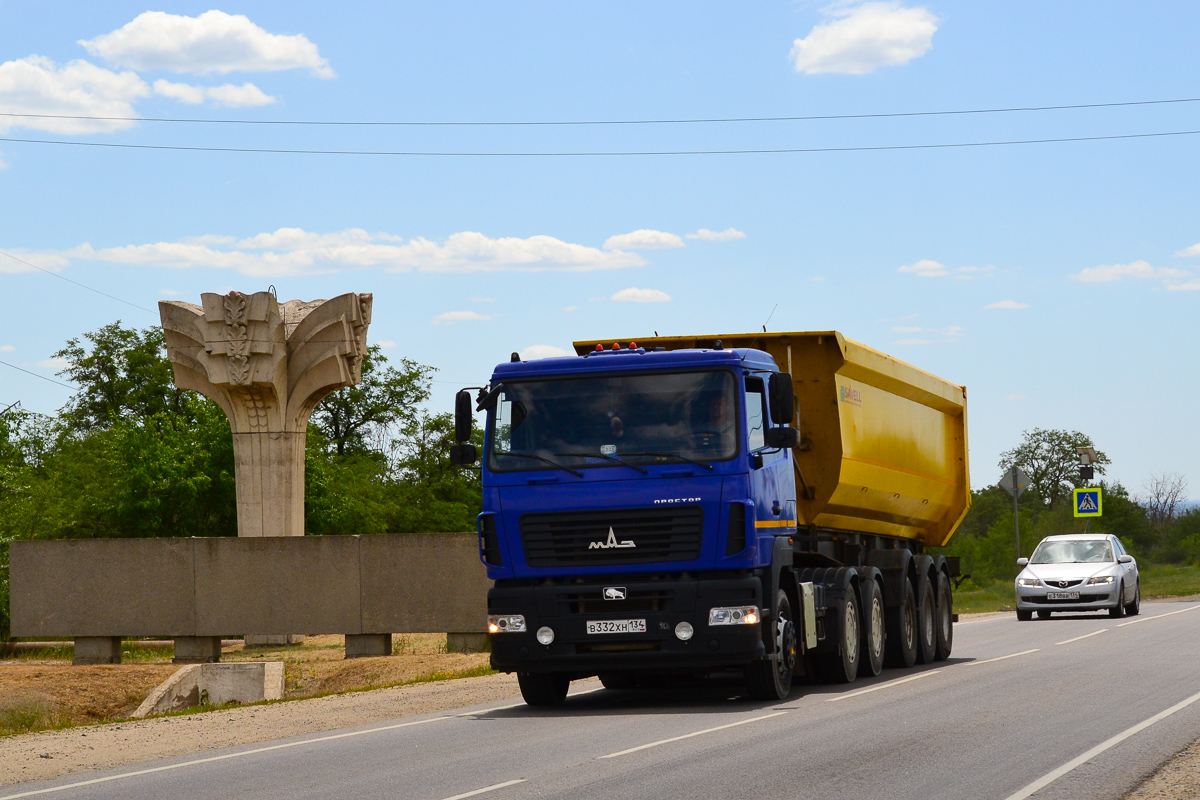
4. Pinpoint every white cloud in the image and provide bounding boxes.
[0,249,70,274]
[1006,394,1026,401]
[520,345,573,360]
[0,56,148,134]
[612,287,672,303]
[153,79,275,107]
[1167,280,1200,292]
[80,10,334,77]
[57,228,644,278]
[563,305,580,312]
[790,2,938,75]
[160,289,181,296]
[685,227,746,242]
[0,345,14,352]
[469,296,495,303]
[811,276,826,282]
[957,265,994,276]
[1176,242,1200,257]
[376,340,397,348]
[984,300,1029,309]
[433,311,492,325]
[37,356,70,370]
[1071,260,1187,283]
[897,259,947,277]
[603,229,684,251]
